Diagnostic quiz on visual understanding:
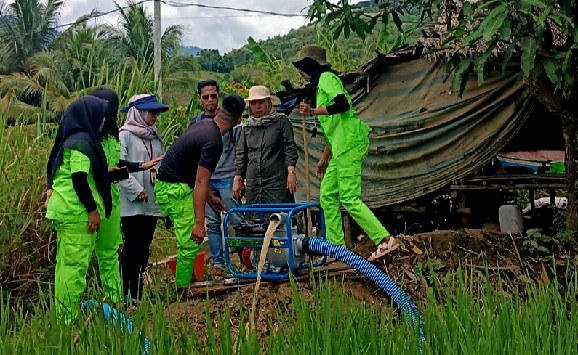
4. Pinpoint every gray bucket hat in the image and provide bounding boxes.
[292,45,330,67]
